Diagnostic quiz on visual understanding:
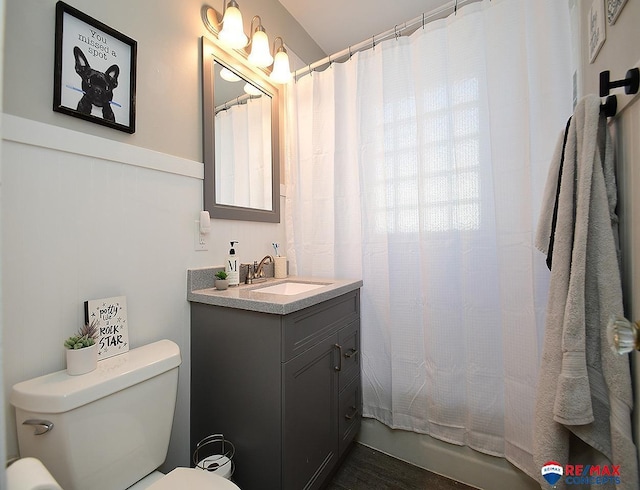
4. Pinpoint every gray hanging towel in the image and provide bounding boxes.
[533,94,637,490]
